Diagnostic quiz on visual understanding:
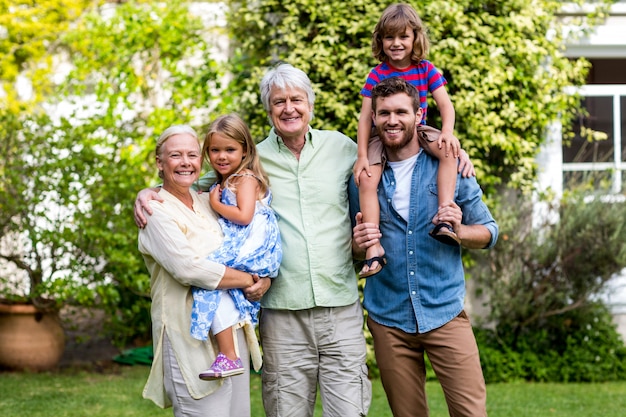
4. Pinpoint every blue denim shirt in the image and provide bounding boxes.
[353,150,498,334]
